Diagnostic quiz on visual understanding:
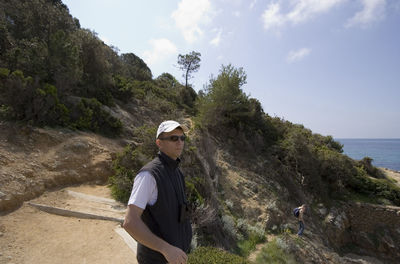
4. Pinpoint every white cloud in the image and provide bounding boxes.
[210,29,222,46]
[346,0,386,28]
[287,48,311,63]
[262,0,346,31]
[287,0,347,24]
[262,2,286,31]
[142,38,177,66]
[250,0,257,9]
[171,0,213,43]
